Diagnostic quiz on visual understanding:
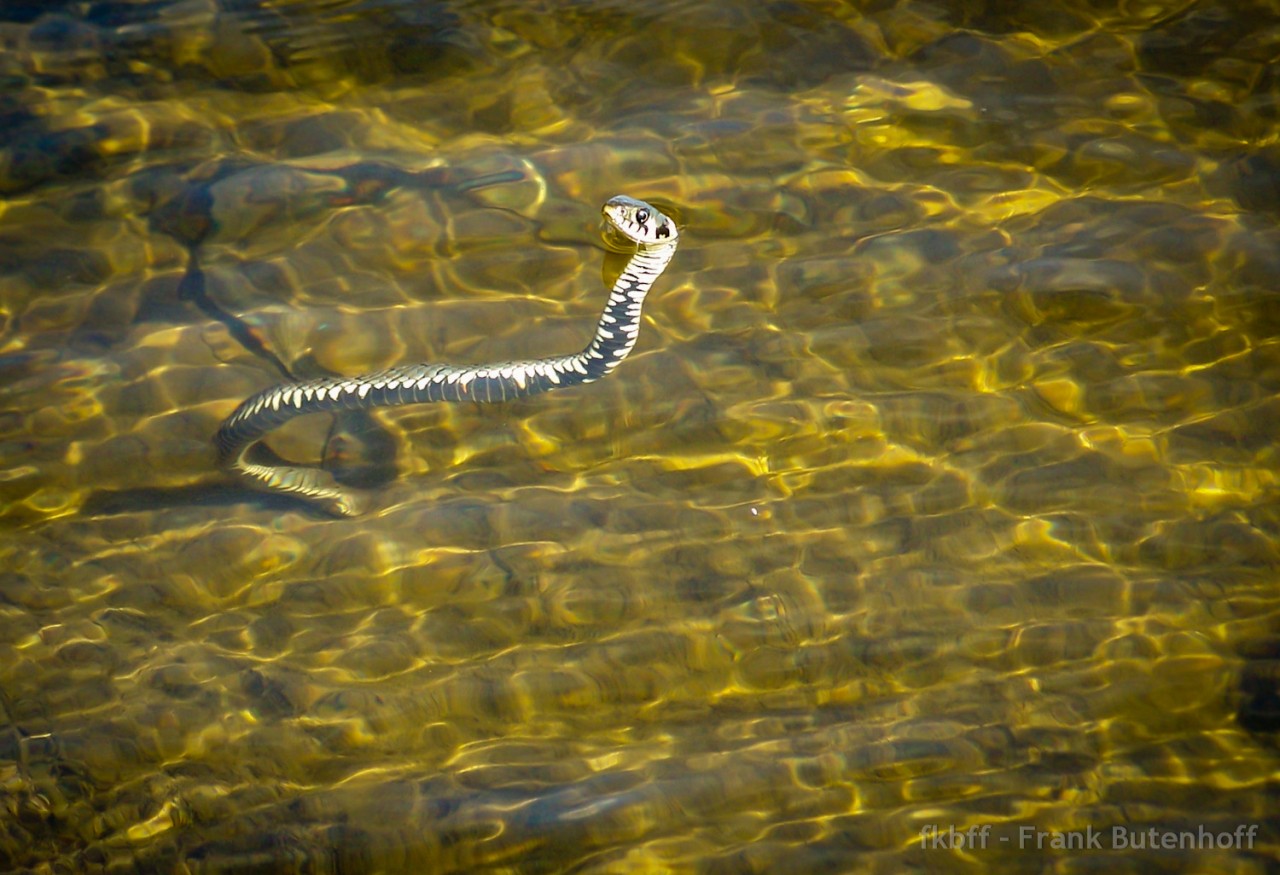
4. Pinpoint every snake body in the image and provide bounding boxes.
[215,195,678,514]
